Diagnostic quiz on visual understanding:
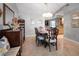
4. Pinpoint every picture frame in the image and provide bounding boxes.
[3,3,15,25]
[71,12,79,28]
